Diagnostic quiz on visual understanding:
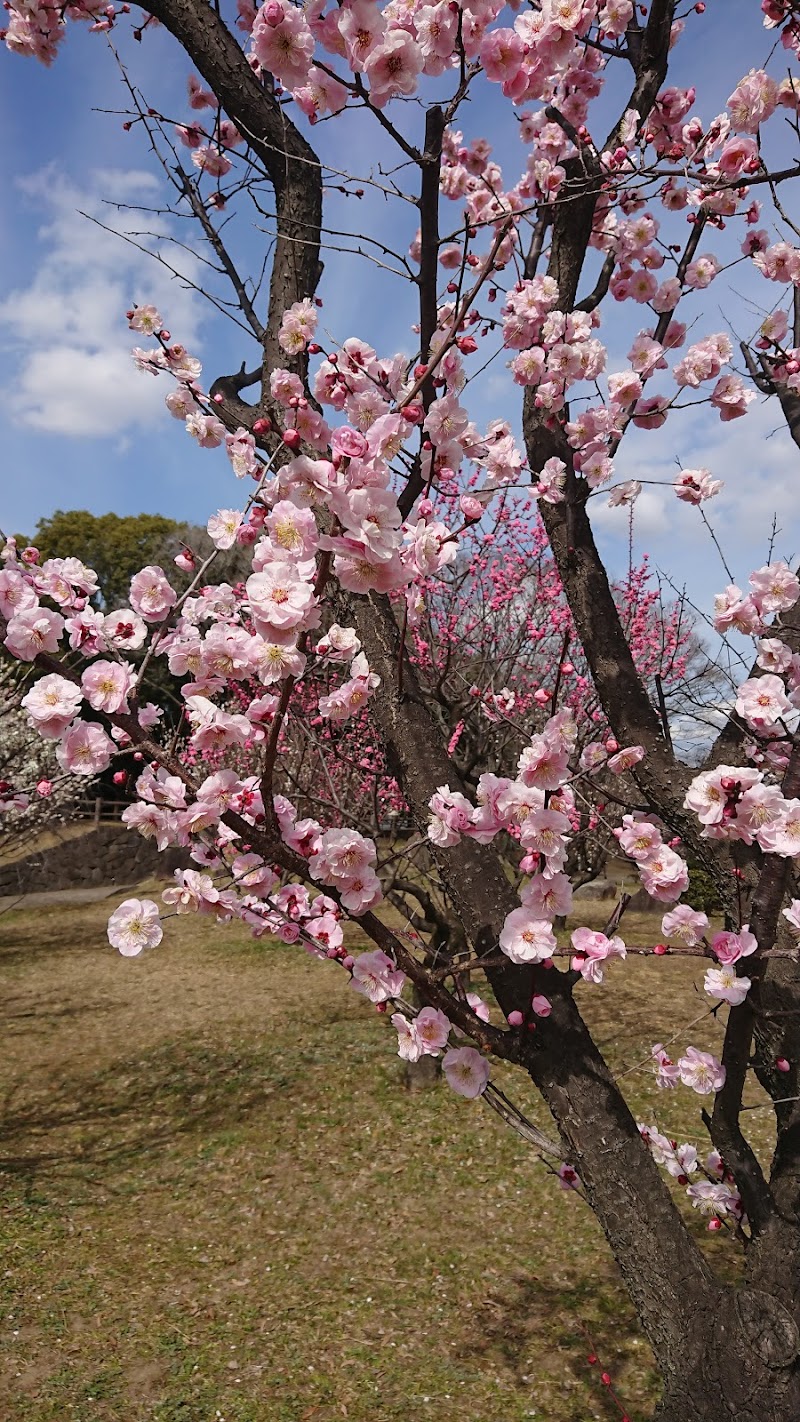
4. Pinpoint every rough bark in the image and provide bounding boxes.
[653,1290,800,1422]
